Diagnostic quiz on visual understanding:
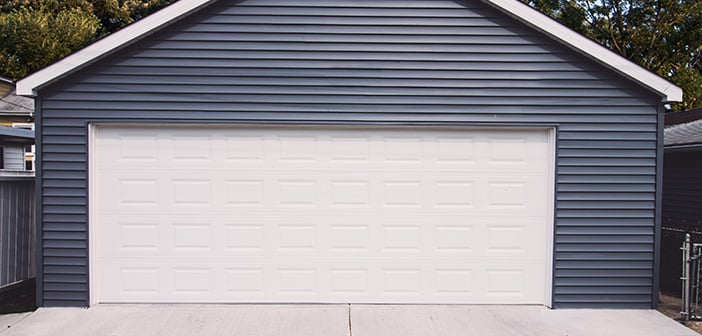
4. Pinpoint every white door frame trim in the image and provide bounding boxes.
[88,123,98,306]
[545,127,556,308]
